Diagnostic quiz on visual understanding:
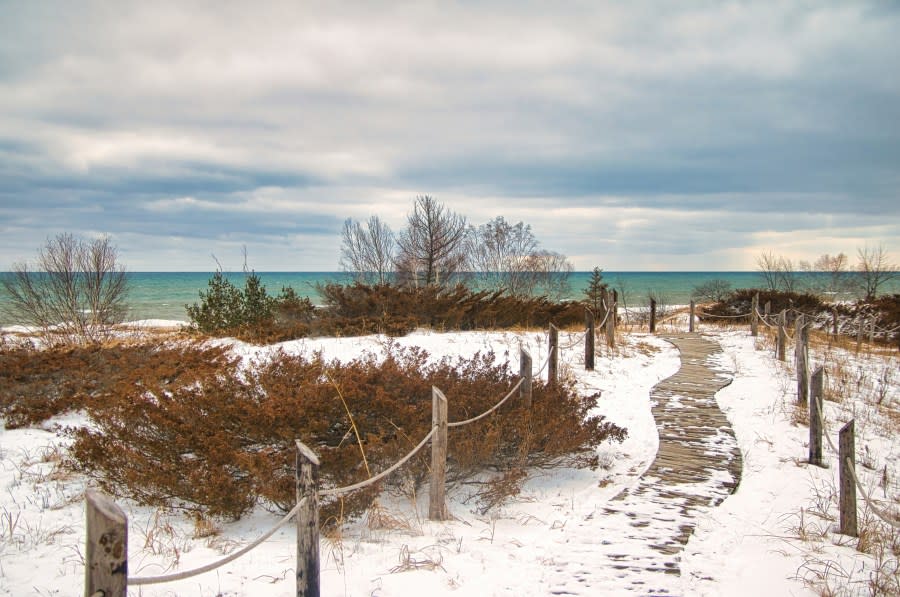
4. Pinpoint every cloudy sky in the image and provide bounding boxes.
[1,1,898,271]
